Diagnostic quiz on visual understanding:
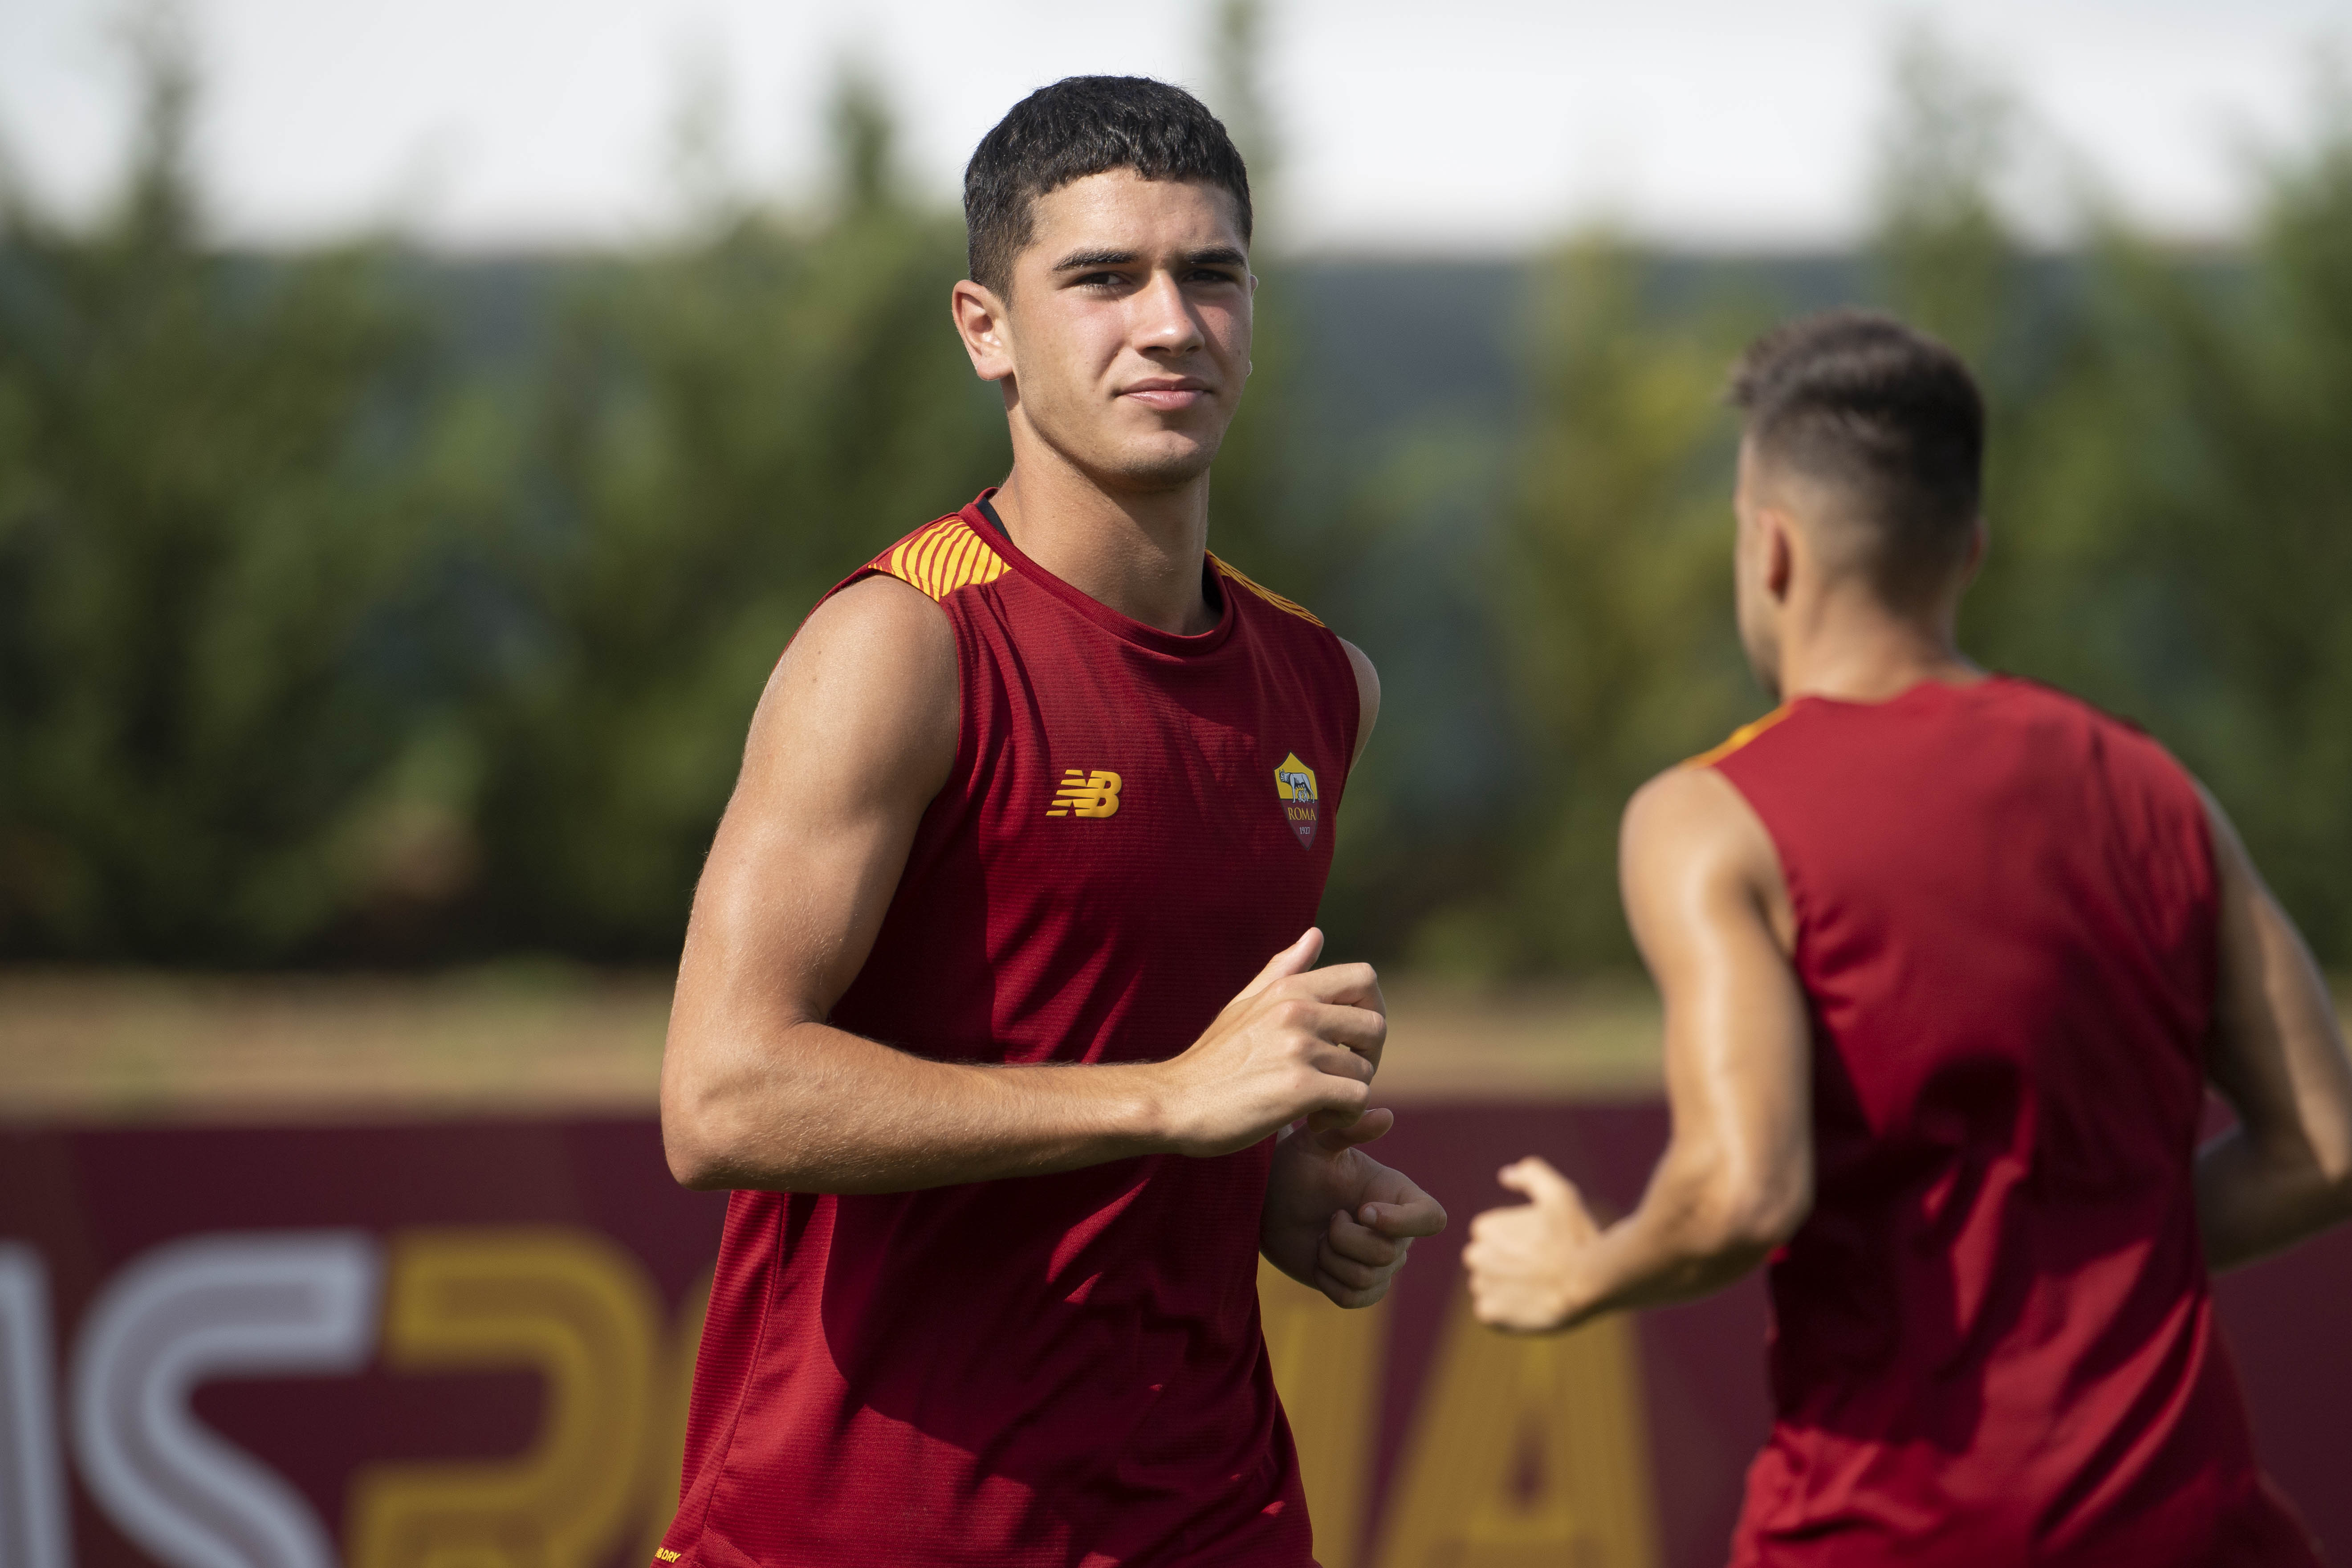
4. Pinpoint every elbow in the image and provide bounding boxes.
[2271,1121,2352,1223]
[2322,1148,2352,1222]
[2315,1111,2352,1197]
[662,1121,731,1192]
[666,1141,732,1193]
[661,1074,744,1192]
[1693,1165,1812,1263]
